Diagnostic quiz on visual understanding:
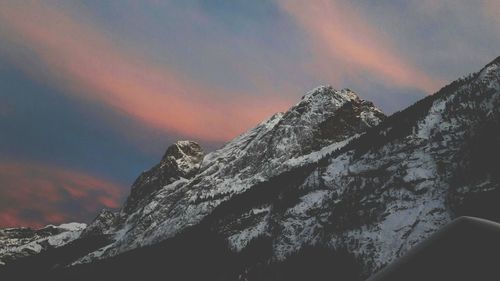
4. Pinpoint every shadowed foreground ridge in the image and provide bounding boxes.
[1,56,500,280]
[368,216,500,281]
